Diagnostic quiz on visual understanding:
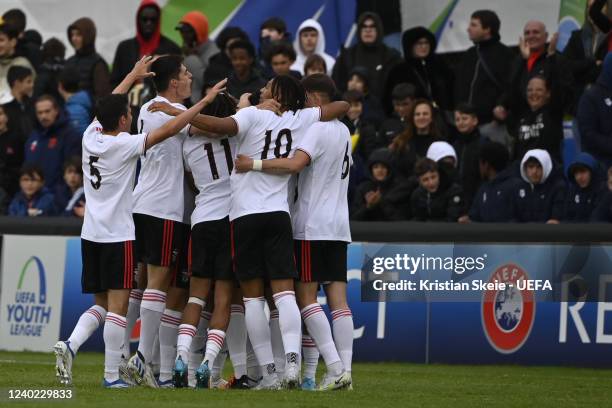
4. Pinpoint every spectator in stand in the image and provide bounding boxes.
[33,38,66,102]
[384,26,453,117]
[3,65,35,141]
[267,42,301,79]
[333,12,401,100]
[512,75,564,163]
[0,104,23,201]
[410,158,466,222]
[453,103,487,207]
[507,20,573,116]
[54,157,85,217]
[65,18,111,100]
[24,95,81,188]
[577,52,612,168]
[351,148,412,221]
[226,40,266,99]
[304,54,327,77]
[426,141,458,183]
[342,90,378,167]
[346,66,385,127]
[0,23,35,104]
[176,11,219,104]
[57,67,93,135]
[378,83,416,147]
[588,0,612,52]
[563,0,607,104]
[259,17,291,75]
[389,98,444,179]
[591,190,612,222]
[563,152,605,222]
[461,141,521,223]
[8,164,55,216]
[204,27,249,85]
[511,149,565,223]
[2,9,42,69]
[453,10,515,136]
[291,19,335,75]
